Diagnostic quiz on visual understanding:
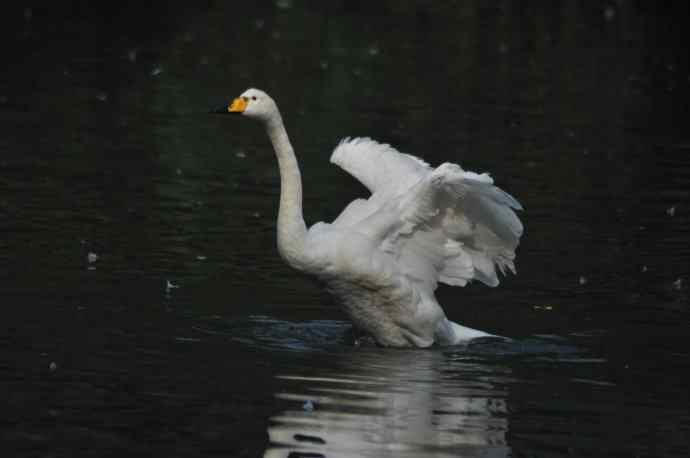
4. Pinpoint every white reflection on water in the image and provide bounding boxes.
[264,347,510,458]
